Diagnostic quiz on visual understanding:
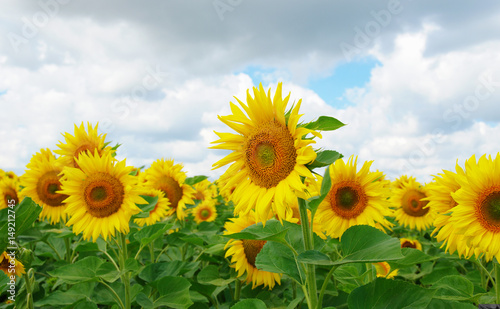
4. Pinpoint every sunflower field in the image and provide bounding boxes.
[1,83,500,309]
